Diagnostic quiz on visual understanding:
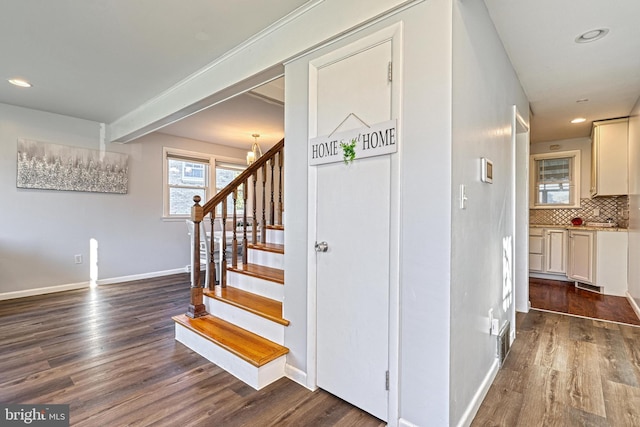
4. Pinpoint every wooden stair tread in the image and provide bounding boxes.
[265,224,284,231]
[247,242,284,254]
[205,287,290,326]
[173,314,288,367]
[227,263,284,284]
